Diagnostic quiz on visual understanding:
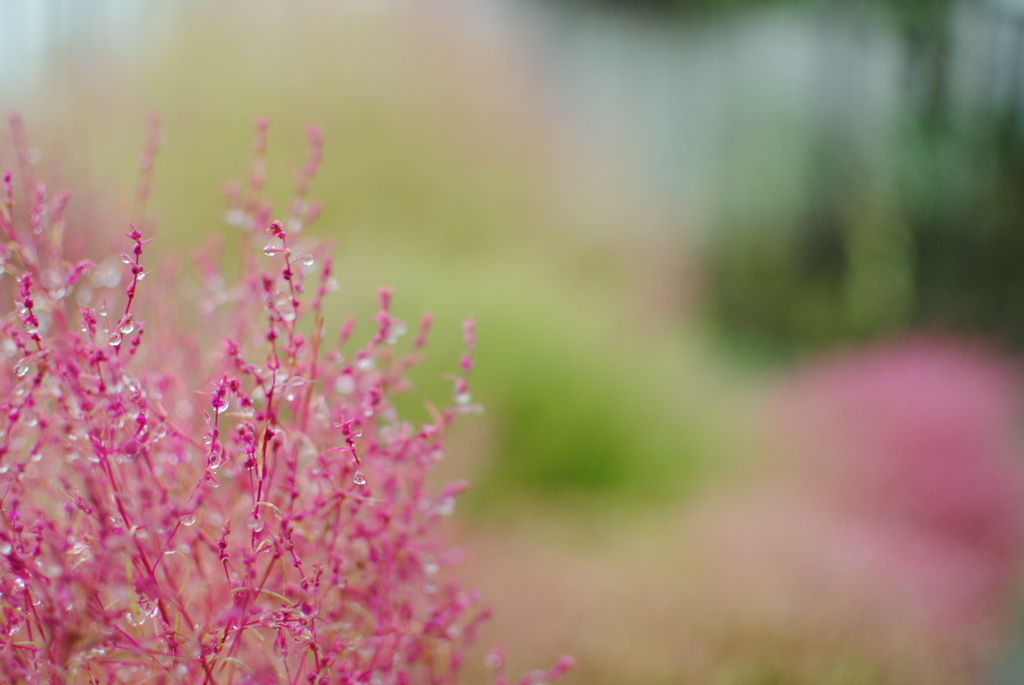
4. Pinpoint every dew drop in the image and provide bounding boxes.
[108,331,122,346]
[326,276,340,292]
[179,512,197,527]
[248,512,265,532]
[14,359,30,377]
[263,245,279,257]
[454,391,471,406]
[225,209,245,226]
[176,400,193,419]
[484,652,503,670]
[241,404,255,418]
[353,470,366,486]
[216,400,228,415]
[120,254,133,265]
[206,274,226,292]
[119,316,135,335]
[386,320,407,345]
[68,541,94,565]
[301,256,315,267]
[436,496,456,517]
[334,374,355,394]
